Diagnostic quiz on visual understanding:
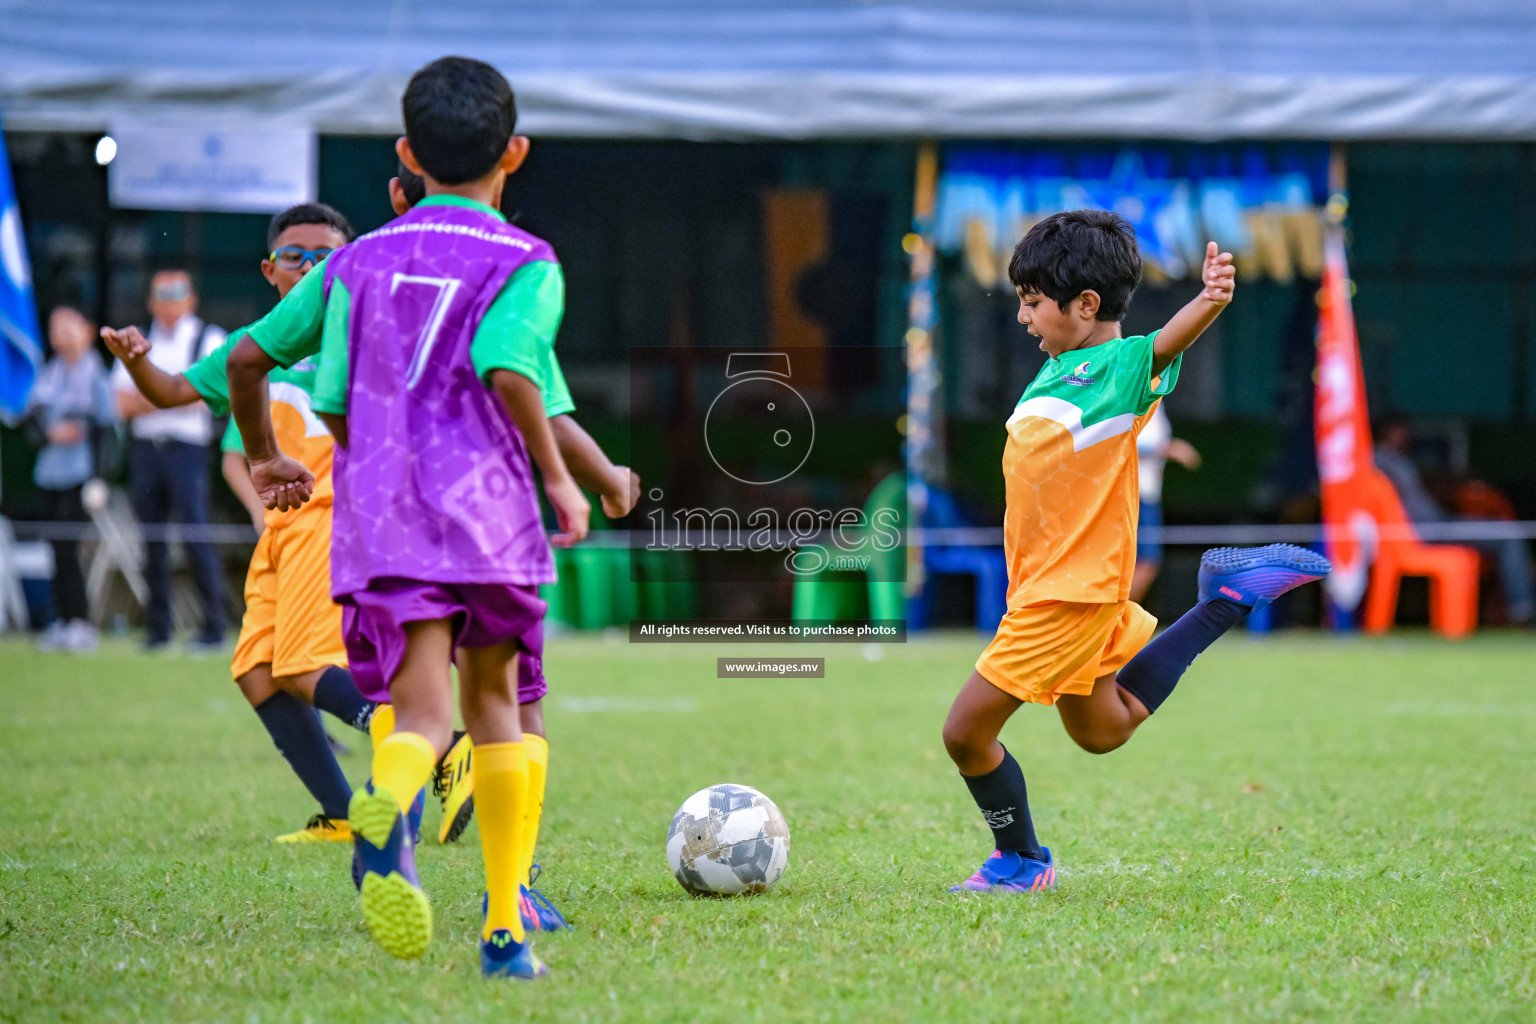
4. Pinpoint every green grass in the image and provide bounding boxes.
[3,632,1535,1022]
